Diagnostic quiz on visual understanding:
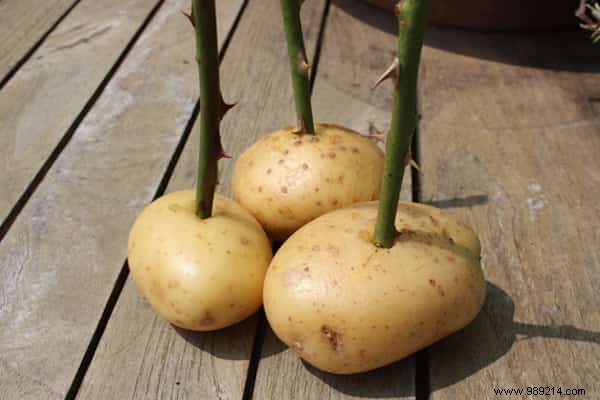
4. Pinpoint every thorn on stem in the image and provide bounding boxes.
[215,132,231,161]
[220,100,237,119]
[373,58,400,89]
[395,0,407,24]
[365,121,387,142]
[213,94,234,160]
[181,8,194,27]
[300,60,311,76]
[297,50,310,78]
[217,89,237,119]
[408,159,422,173]
[403,145,422,173]
[394,1,403,17]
